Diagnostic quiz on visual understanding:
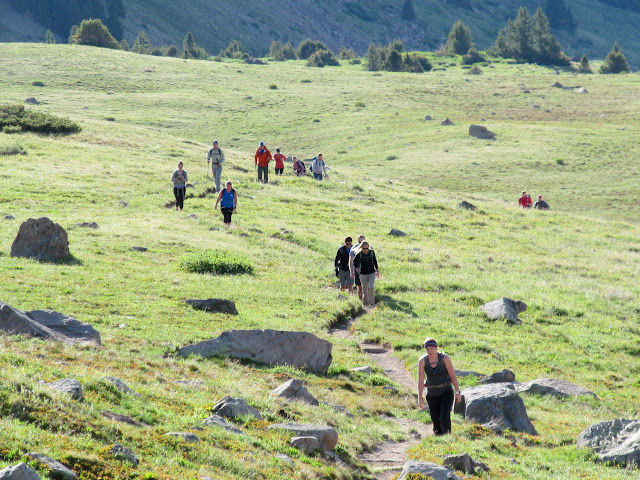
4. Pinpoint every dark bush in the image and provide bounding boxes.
[69,19,119,49]
[297,39,329,59]
[179,250,254,275]
[306,49,339,67]
[0,104,81,134]
[462,48,486,65]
